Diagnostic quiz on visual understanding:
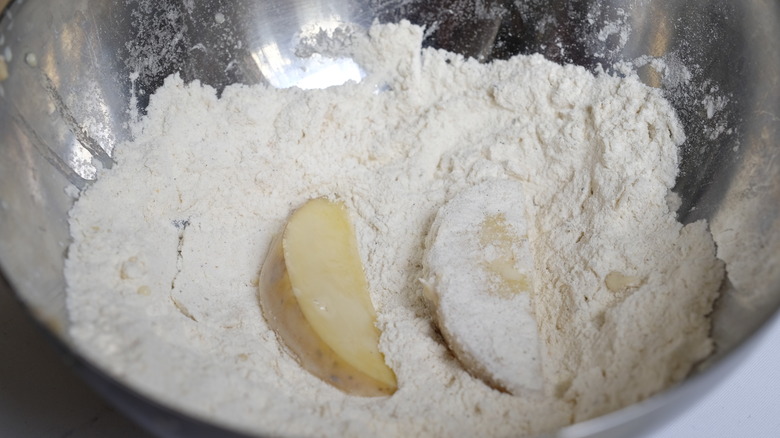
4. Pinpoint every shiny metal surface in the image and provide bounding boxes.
[0,0,778,437]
